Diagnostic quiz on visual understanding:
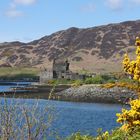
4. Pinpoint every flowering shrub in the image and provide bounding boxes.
[116,37,140,132]
[122,37,140,82]
[116,99,140,132]
[101,82,140,93]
